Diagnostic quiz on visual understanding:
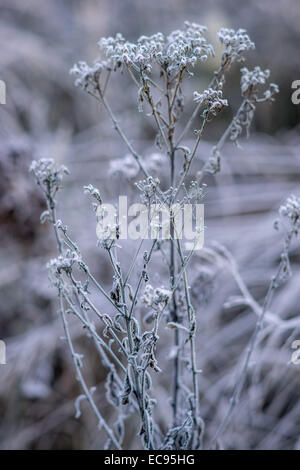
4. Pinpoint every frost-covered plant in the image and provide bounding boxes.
[30,22,294,450]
